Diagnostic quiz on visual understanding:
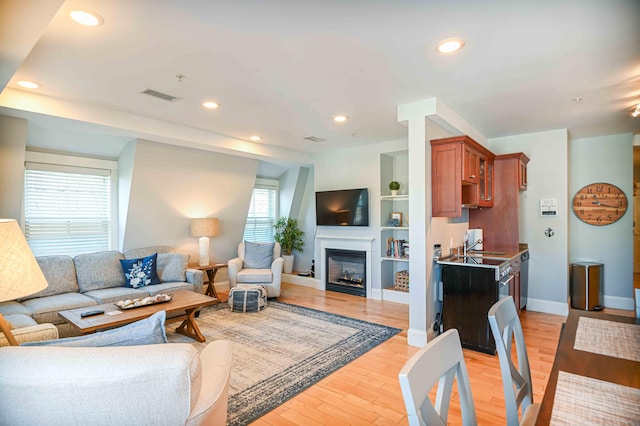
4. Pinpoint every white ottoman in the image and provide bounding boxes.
[228,284,267,312]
